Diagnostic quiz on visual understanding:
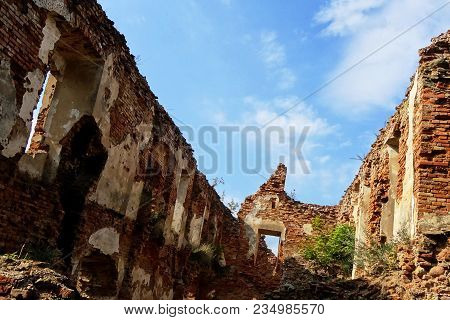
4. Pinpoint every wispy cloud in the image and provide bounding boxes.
[315,0,386,36]
[318,155,331,164]
[206,95,337,177]
[125,15,147,25]
[277,68,297,90]
[243,95,336,137]
[259,31,297,90]
[316,0,450,115]
[200,93,358,204]
[260,31,286,67]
